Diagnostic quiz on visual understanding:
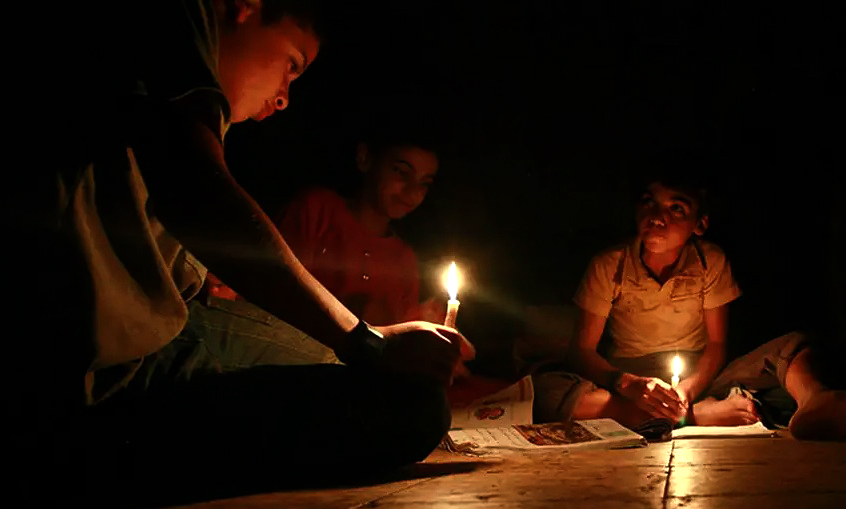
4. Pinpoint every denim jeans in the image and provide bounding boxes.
[126,298,341,392]
[23,300,449,507]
